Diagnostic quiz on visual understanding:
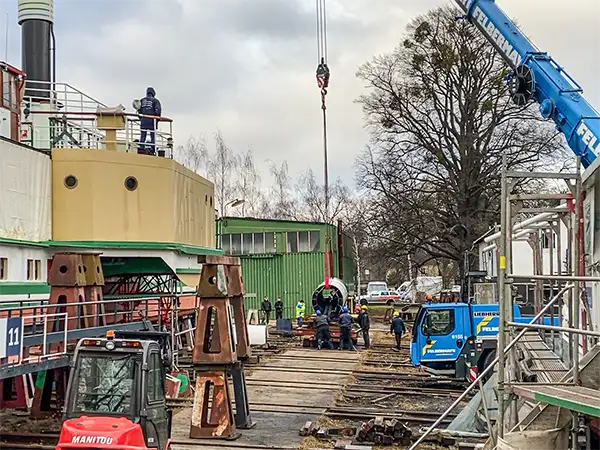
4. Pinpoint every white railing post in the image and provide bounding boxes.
[62,313,68,355]
[42,315,48,356]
